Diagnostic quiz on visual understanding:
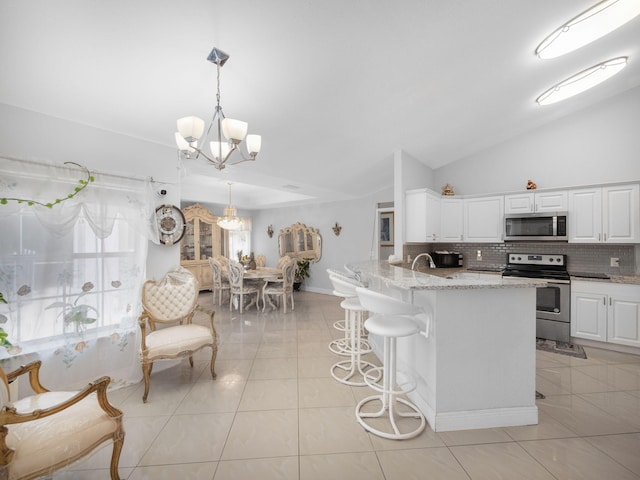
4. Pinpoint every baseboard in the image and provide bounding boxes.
[298,286,333,295]
[407,391,539,432]
[571,337,640,356]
